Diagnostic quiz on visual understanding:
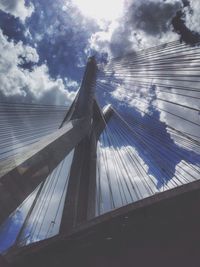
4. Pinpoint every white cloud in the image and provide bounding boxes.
[64,77,79,91]
[0,0,34,22]
[99,35,200,149]
[89,28,114,56]
[97,144,158,213]
[152,47,200,148]
[111,82,153,115]
[72,0,124,23]
[156,87,200,151]
[0,29,76,105]
[89,0,182,58]
[166,160,200,189]
[184,0,200,34]
[97,132,200,215]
